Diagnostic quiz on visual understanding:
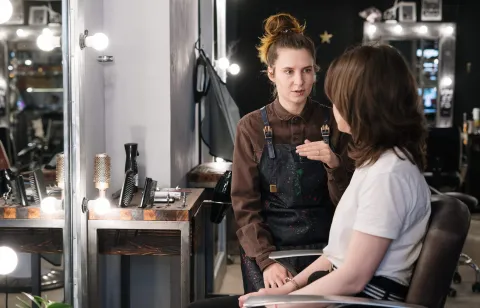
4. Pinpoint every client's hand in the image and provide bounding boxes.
[296,139,339,168]
[238,285,295,308]
[263,263,293,288]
